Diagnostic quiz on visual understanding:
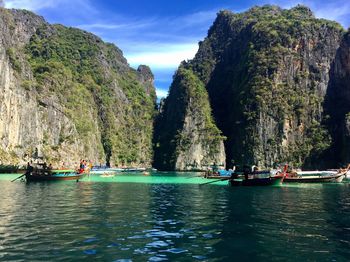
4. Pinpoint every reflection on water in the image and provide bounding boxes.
[0,174,349,261]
